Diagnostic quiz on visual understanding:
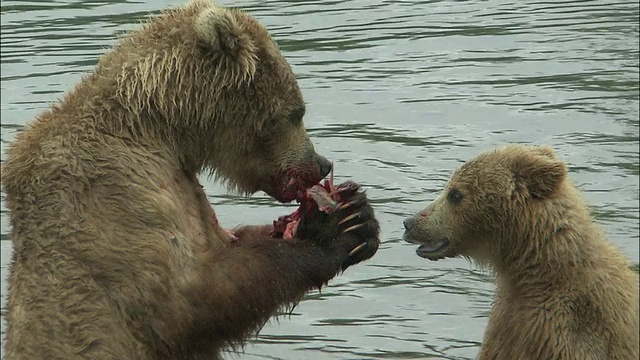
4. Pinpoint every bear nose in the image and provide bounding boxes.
[316,156,332,177]
[403,217,415,232]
